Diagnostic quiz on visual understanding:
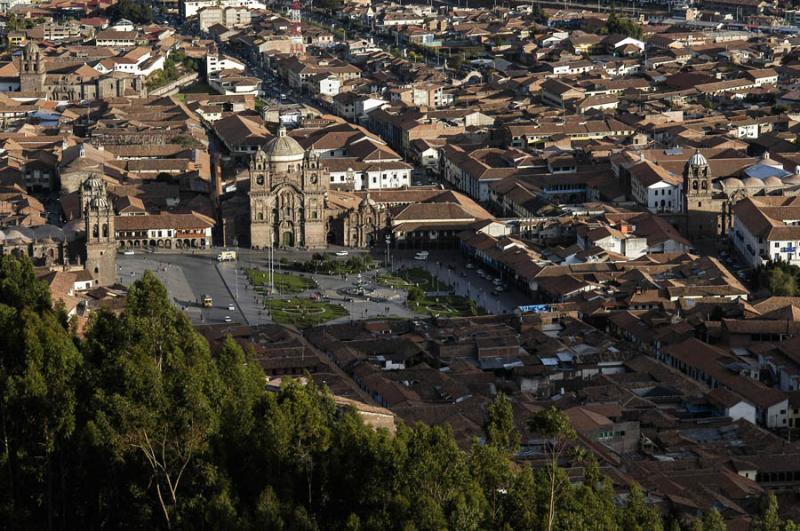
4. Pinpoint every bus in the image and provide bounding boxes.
[217,250,237,262]
[202,294,213,308]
